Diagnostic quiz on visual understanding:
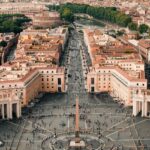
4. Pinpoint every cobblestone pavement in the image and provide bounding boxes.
[0,27,150,150]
